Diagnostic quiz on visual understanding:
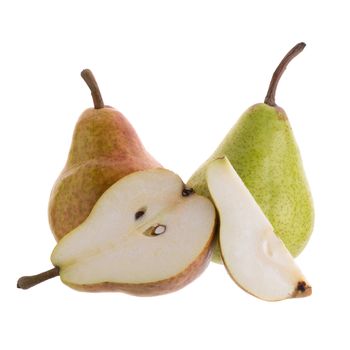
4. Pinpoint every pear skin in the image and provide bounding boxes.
[188,43,314,263]
[49,70,160,240]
